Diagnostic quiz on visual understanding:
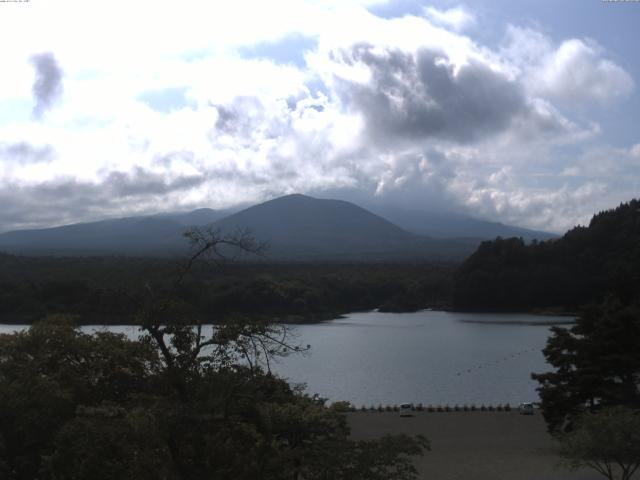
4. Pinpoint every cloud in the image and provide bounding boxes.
[424,6,475,32]
[329,44,577,146]
[0,141,54,165]
[29,52,64,118]
[0,3,636,235]
[503,28,634,106]
[0,167,207,232]
[537,39,634,104]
